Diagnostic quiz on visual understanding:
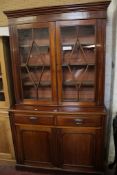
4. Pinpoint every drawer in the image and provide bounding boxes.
[14,114,54,125]
[56,115,102,127]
